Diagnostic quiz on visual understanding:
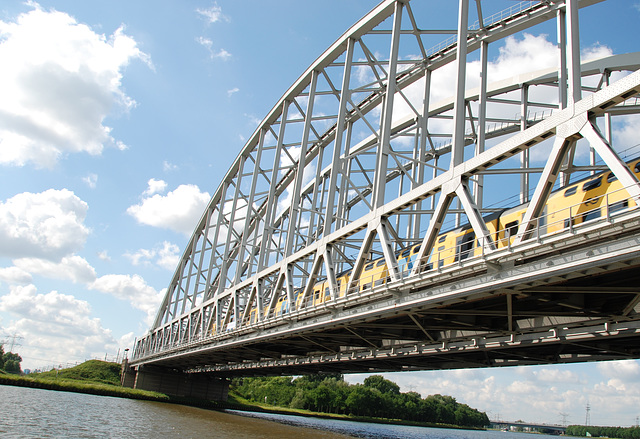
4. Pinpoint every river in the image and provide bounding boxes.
[0,385,561,438]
